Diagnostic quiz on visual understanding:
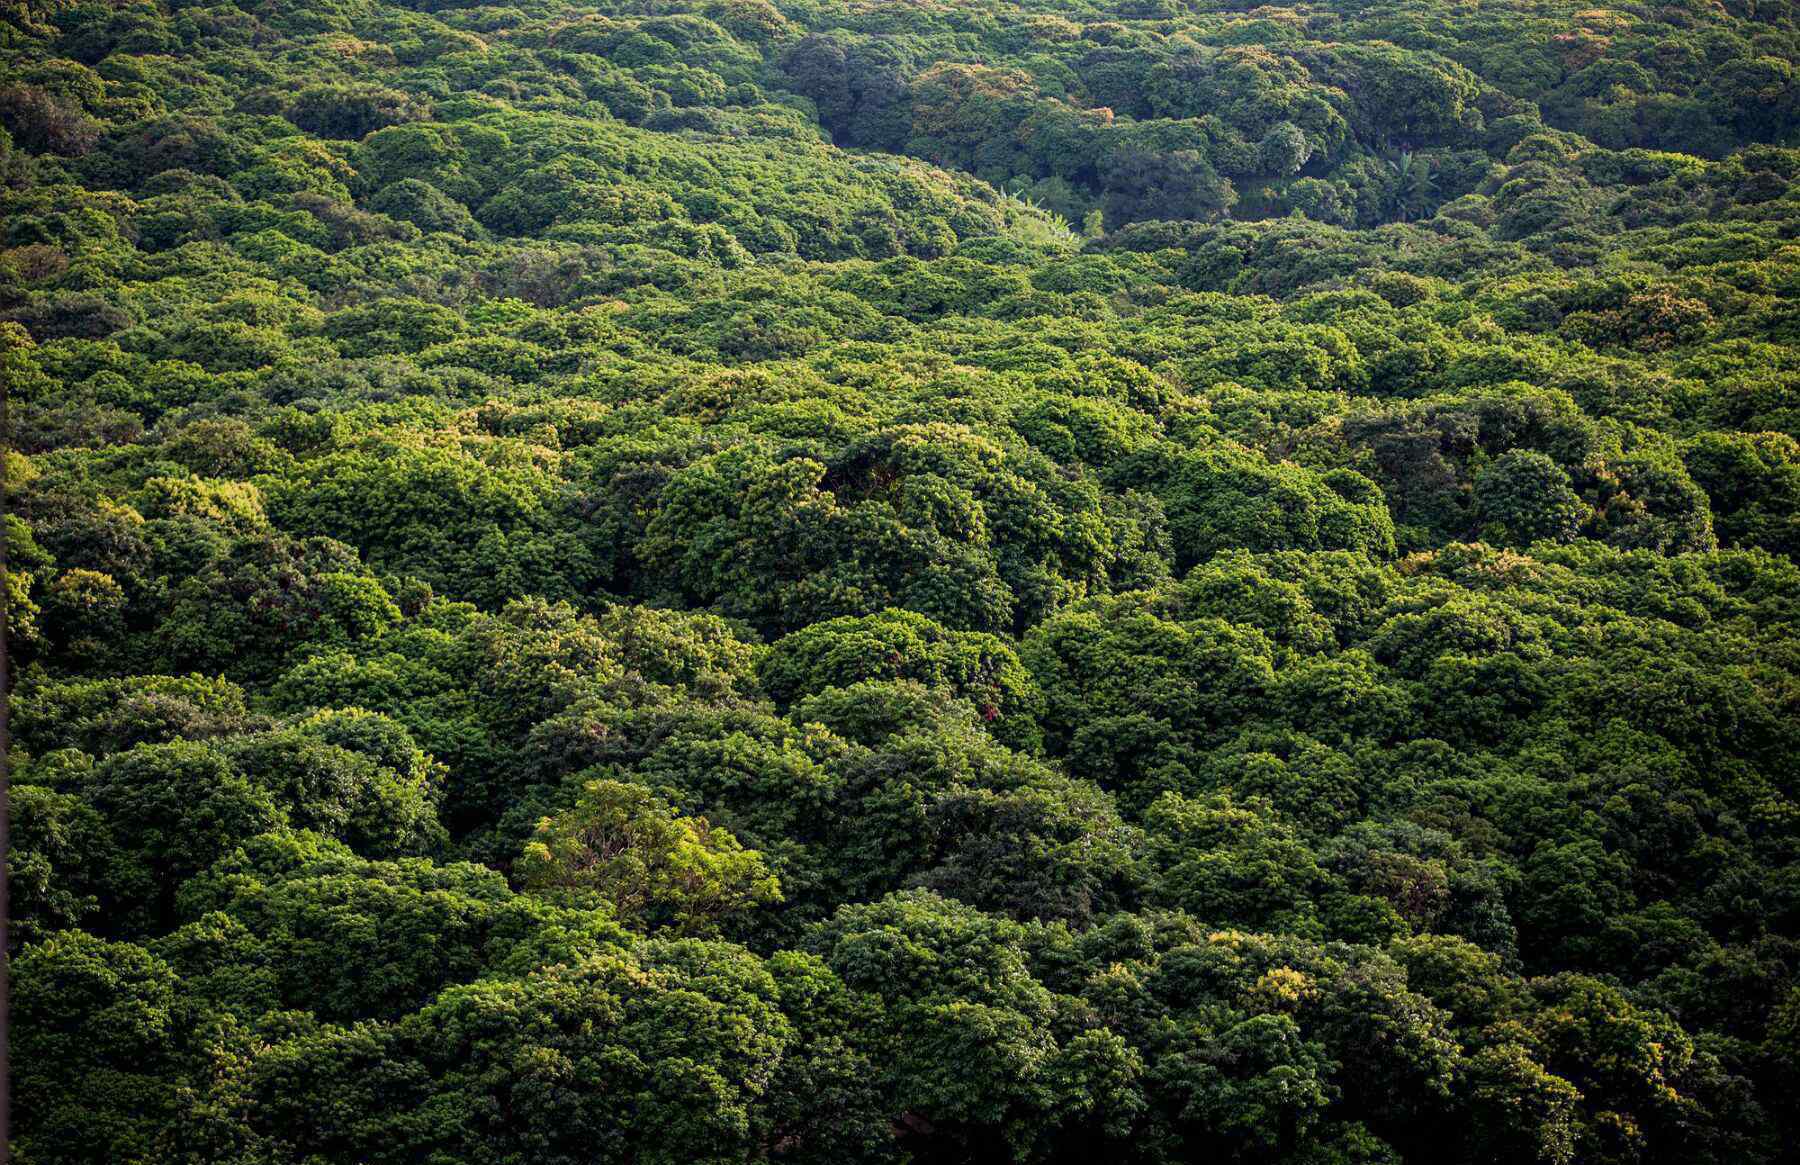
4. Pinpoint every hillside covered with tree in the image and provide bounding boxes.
[4,0,1800,1162]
